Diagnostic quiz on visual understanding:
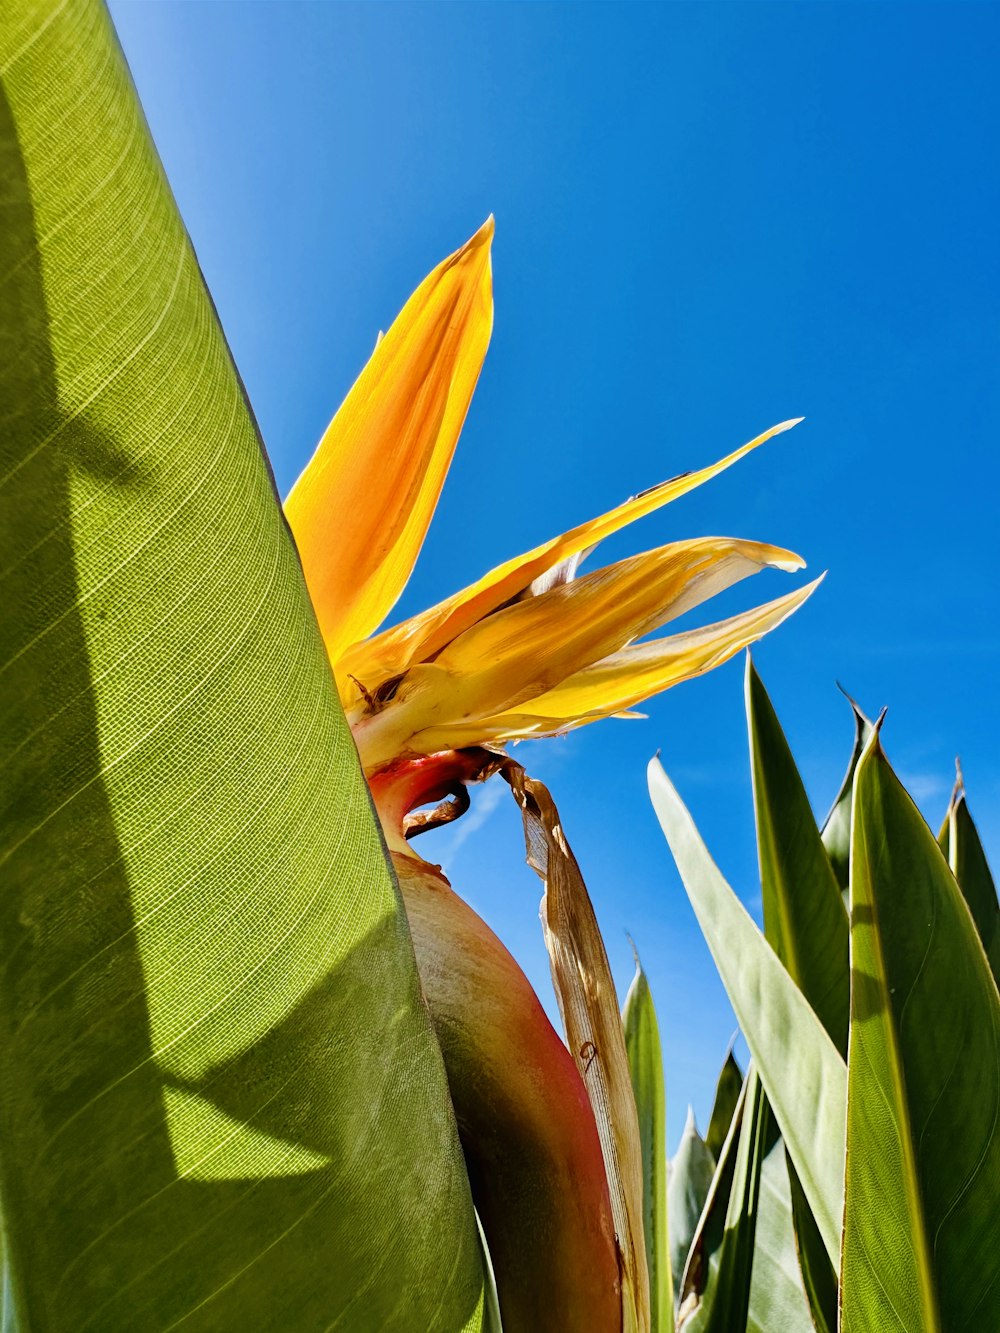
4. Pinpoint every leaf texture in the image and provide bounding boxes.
[0,2,483,1326]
